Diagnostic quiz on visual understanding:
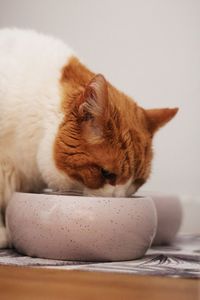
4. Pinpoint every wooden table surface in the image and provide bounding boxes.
[0,265,199,300]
